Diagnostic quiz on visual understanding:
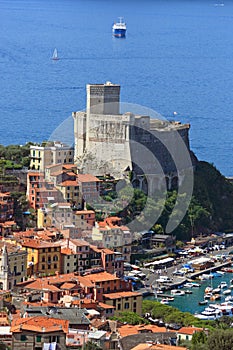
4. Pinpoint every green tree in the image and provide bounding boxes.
[207,329,233,350]
[112,311,146,325]
[83,341,102,350]
[191,330,207,348]
[188,197,210,237]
